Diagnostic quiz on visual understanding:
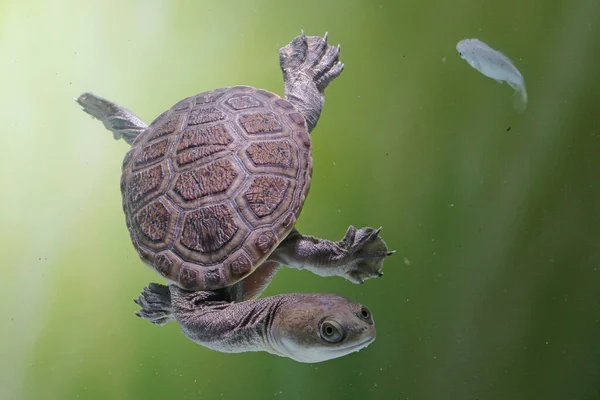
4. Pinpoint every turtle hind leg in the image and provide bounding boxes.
[134,283,174,326]
[279,32,344,133]
[75,92,148,145]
